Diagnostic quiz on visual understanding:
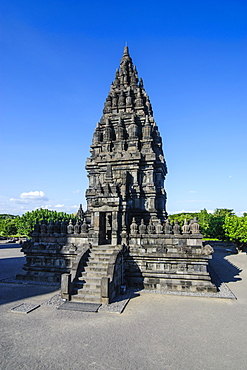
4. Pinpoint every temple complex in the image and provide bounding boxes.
[17,47,216,302]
